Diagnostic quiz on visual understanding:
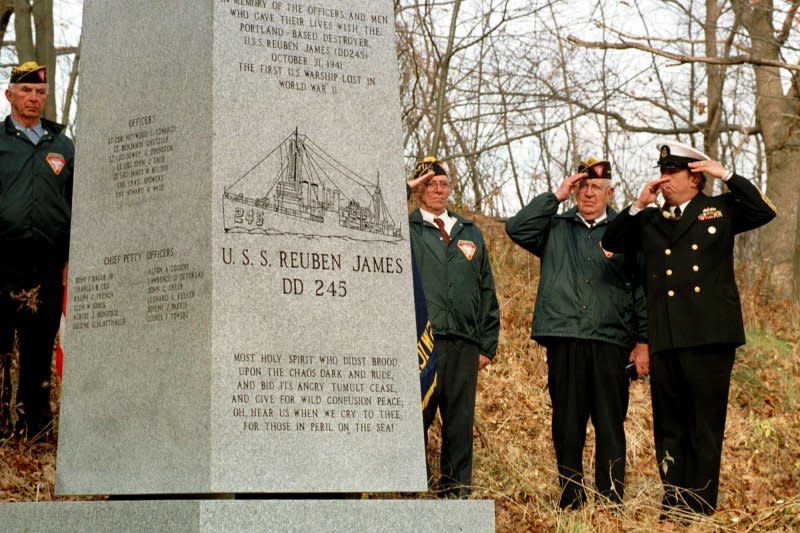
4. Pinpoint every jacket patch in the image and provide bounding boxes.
[457,240,476,260]
[46,153,66,175]
[697,207,723,221]
[599,242,614,258]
